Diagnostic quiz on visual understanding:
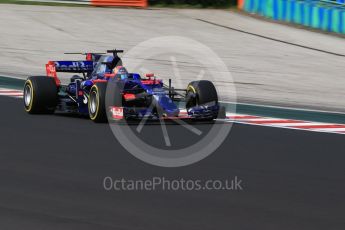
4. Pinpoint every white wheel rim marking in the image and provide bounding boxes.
[24,84,32,107]
[90,91,97,114]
